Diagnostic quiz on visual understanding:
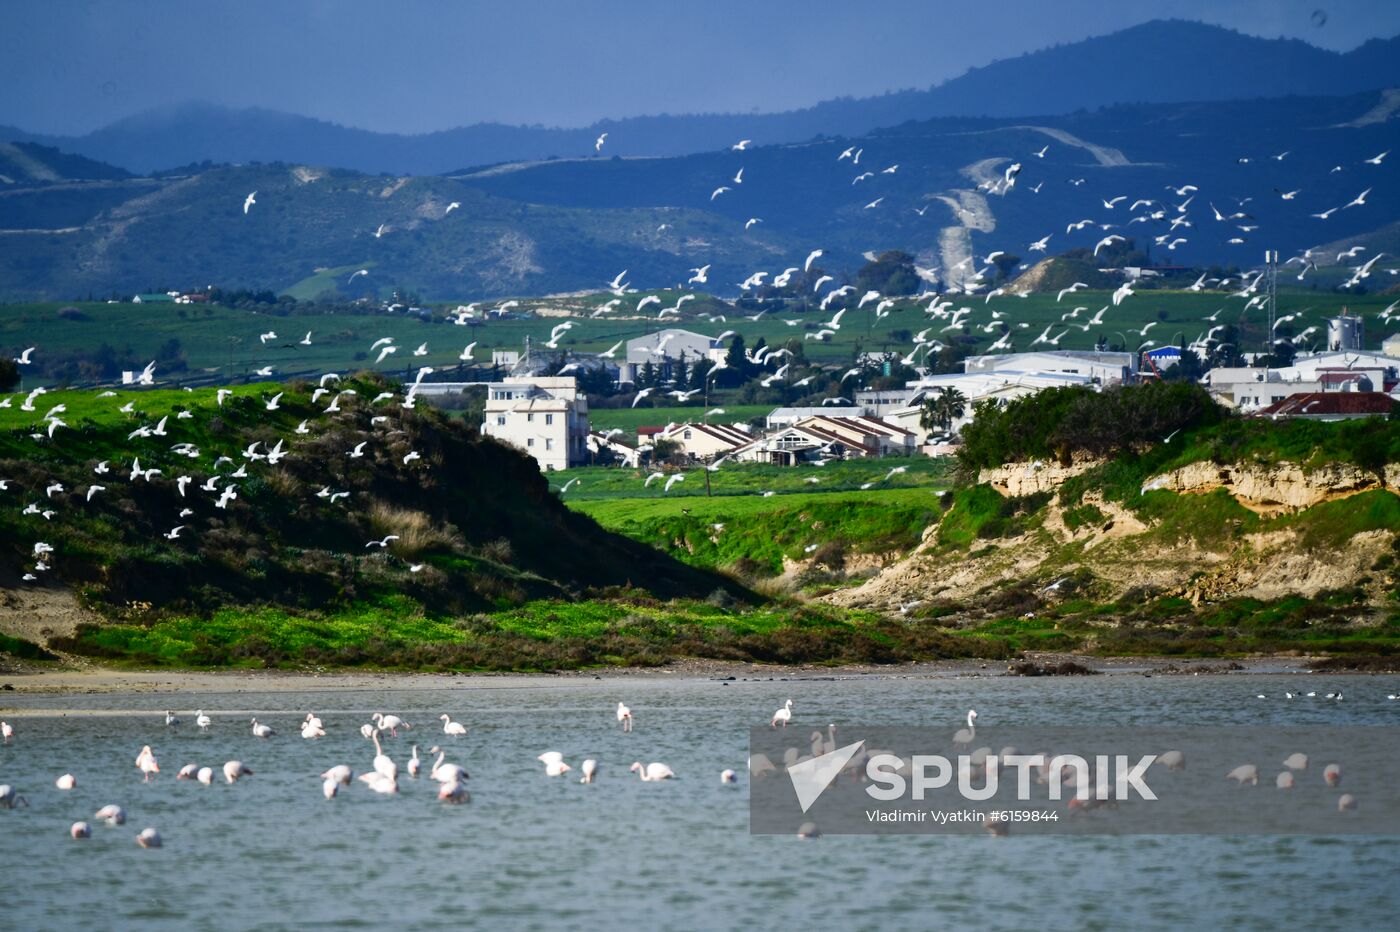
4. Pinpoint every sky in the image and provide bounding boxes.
[3,0,1399,136]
